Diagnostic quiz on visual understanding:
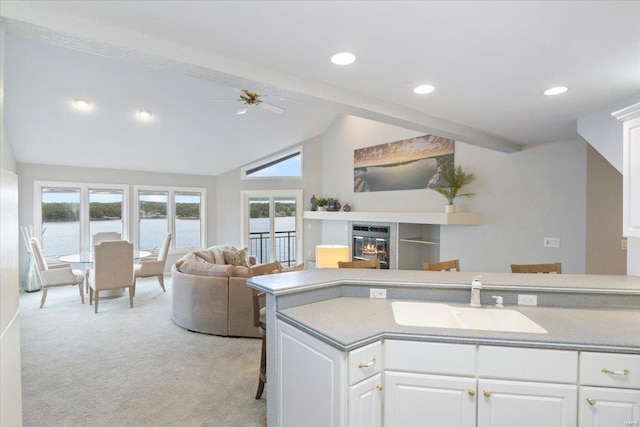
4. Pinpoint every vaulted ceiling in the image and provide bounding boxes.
[2,1,639,176]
